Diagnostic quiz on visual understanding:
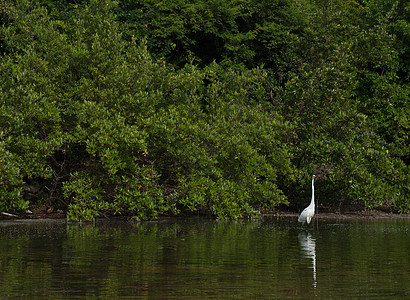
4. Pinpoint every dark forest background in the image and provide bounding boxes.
[0,0,408,220]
